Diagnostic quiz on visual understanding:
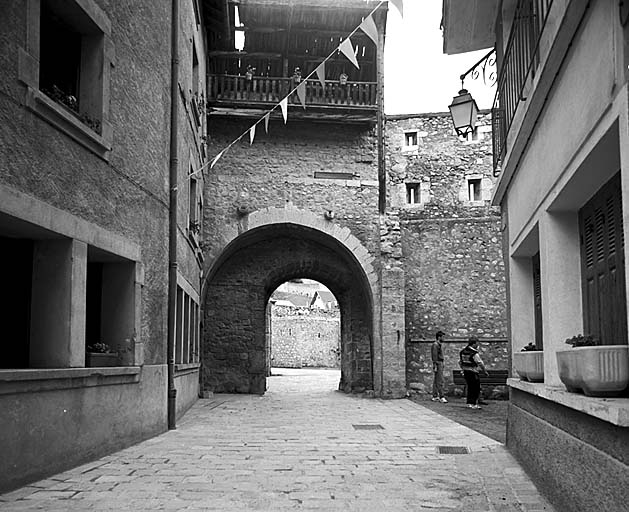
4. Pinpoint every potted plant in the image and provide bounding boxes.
[556,334,629,397]
[513,343,544,382]
[86,342,119,367]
